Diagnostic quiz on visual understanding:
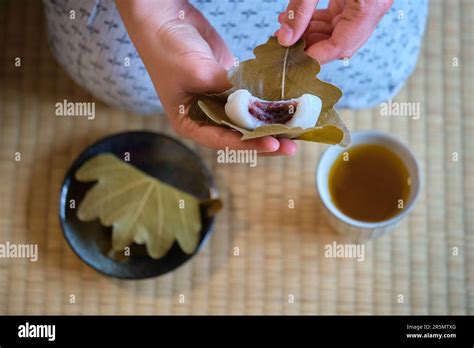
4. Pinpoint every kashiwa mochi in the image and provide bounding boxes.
[225,89,322,130]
